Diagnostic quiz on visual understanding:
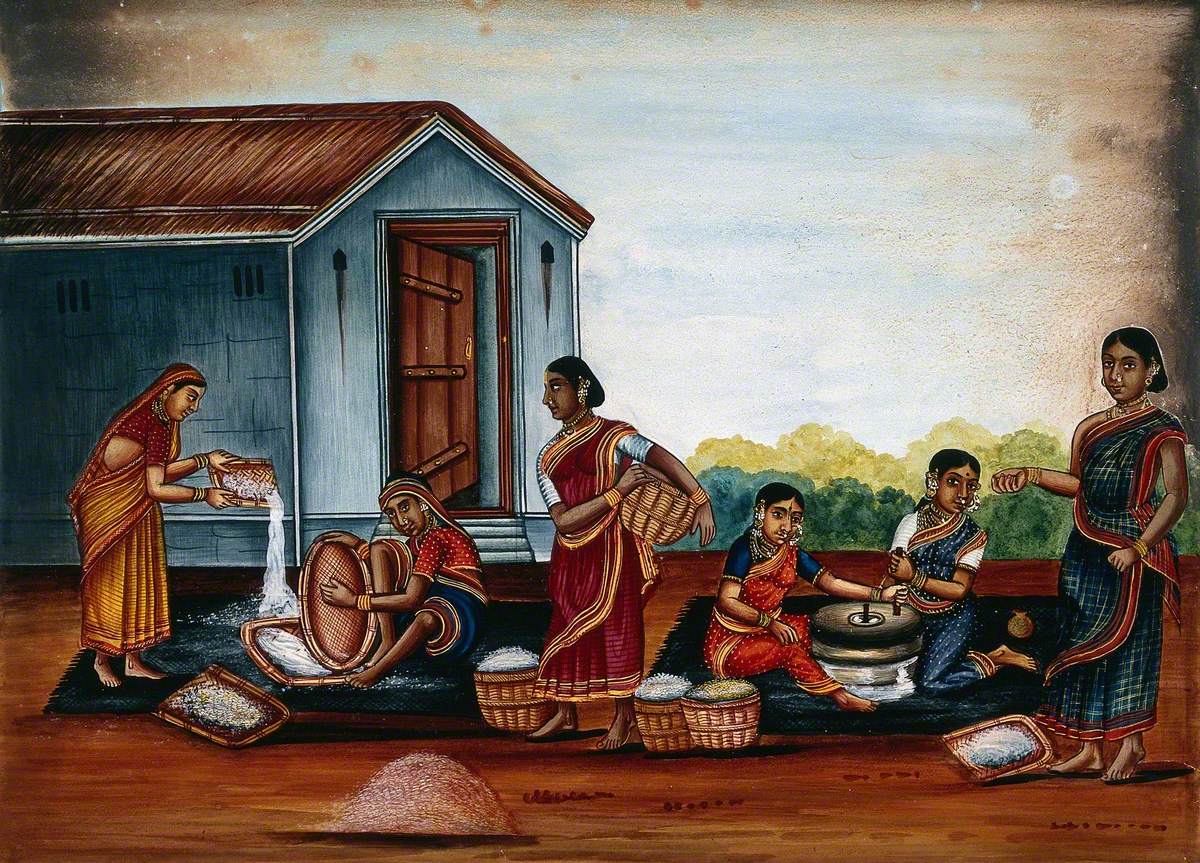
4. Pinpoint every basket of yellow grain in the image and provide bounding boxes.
[633,674,694,753]
[680,679,761,750]
[618,469,698,546]
[473,647,556,733]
